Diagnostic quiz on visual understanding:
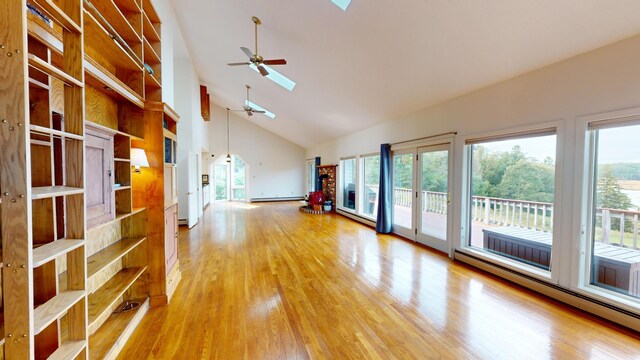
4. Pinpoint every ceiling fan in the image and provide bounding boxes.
[242,85,265,117]
[227,16,287,76]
